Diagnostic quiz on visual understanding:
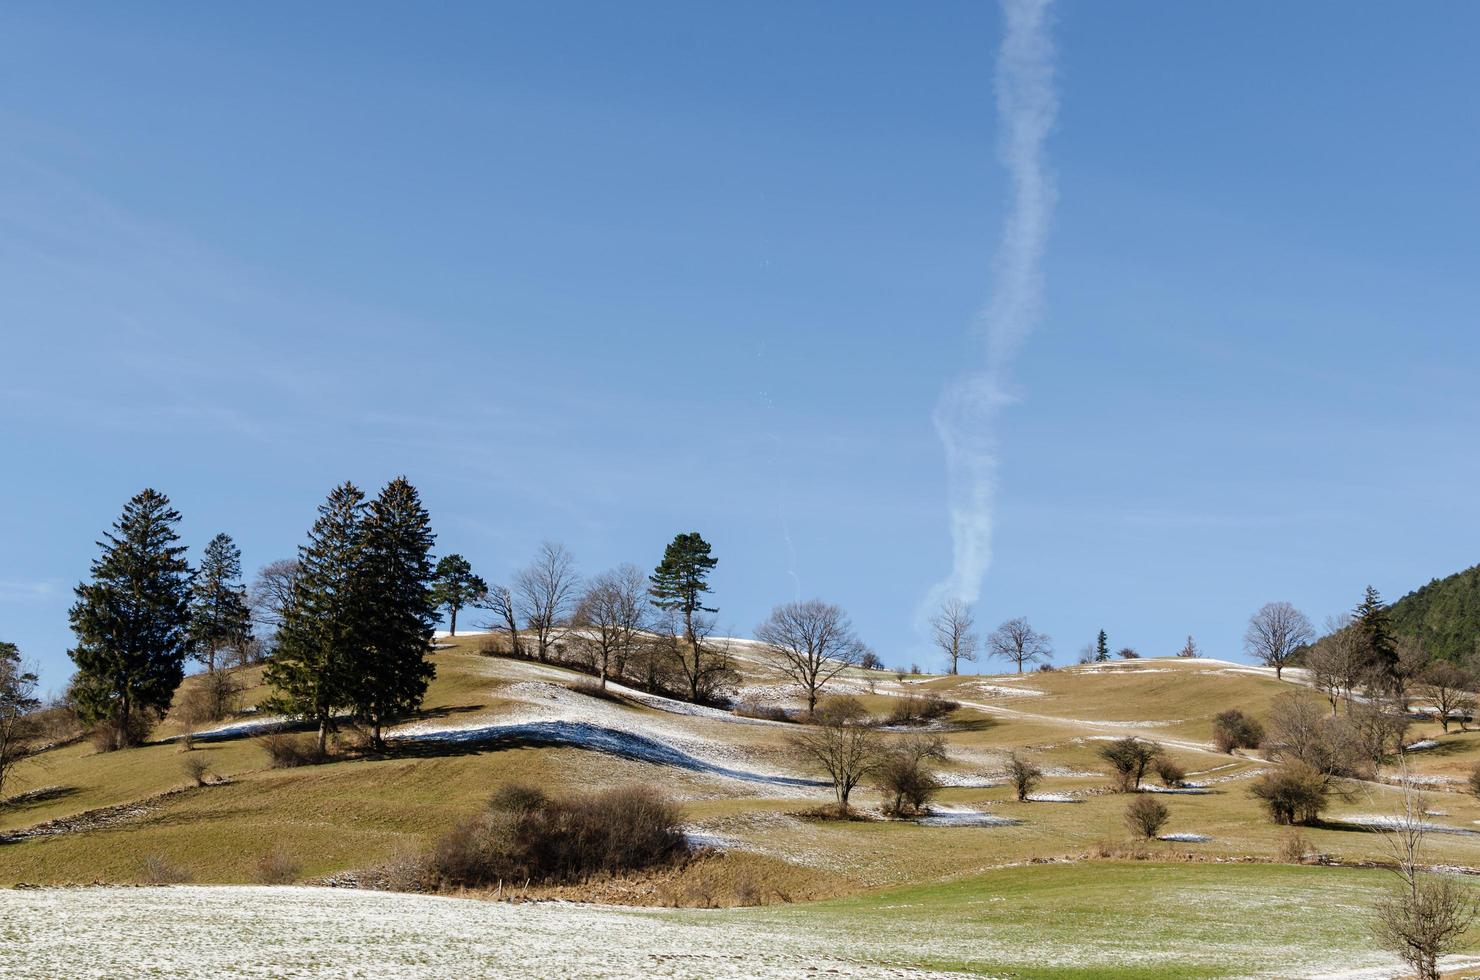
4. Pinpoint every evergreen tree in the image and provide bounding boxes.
[189,532,254,673]
[1095,630,1110,662]
[430,554,486,636]
[265,483,369,754]
[68,489,193,748]
[353,477,438,748]
[1354,584,1399,679]
[649,532,718,697]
